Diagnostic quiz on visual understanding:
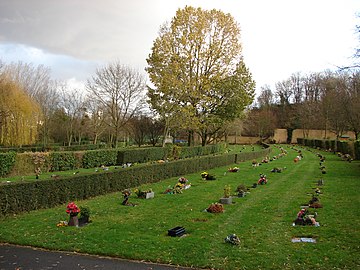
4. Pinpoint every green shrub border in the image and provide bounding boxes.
[297,138,358,159]
[0,152,16,177]
[0,148,270,216]
[5,144,227,177]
